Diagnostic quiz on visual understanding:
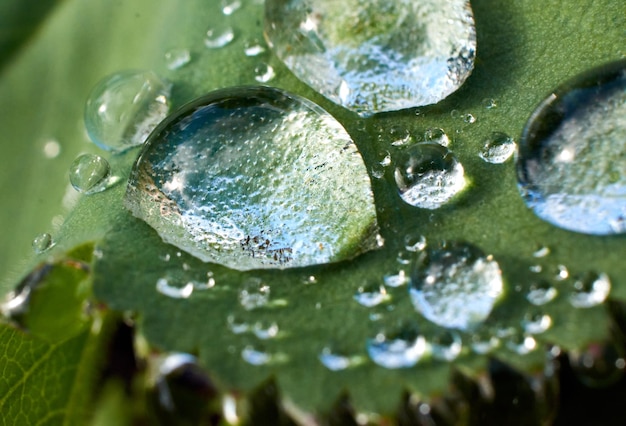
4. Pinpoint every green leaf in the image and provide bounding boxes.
[1,0,626,421]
